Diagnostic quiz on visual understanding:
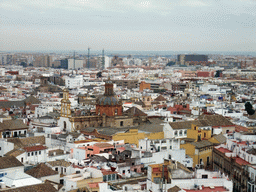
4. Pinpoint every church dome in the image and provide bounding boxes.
[98,95,118,106]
